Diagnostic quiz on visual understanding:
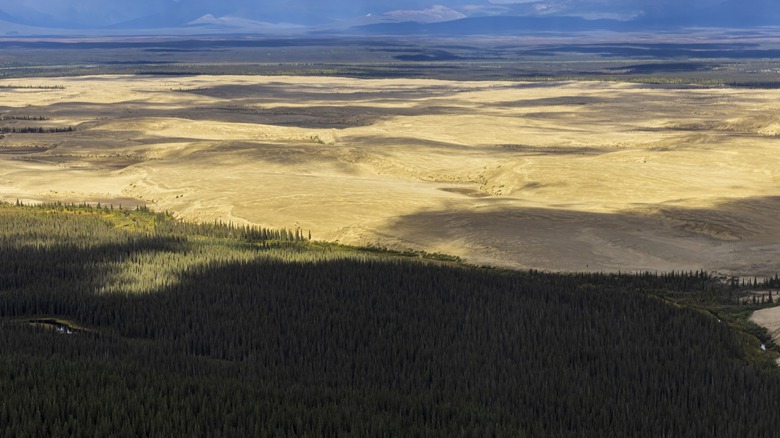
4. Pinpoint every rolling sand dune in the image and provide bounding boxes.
[2,74,780,275]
